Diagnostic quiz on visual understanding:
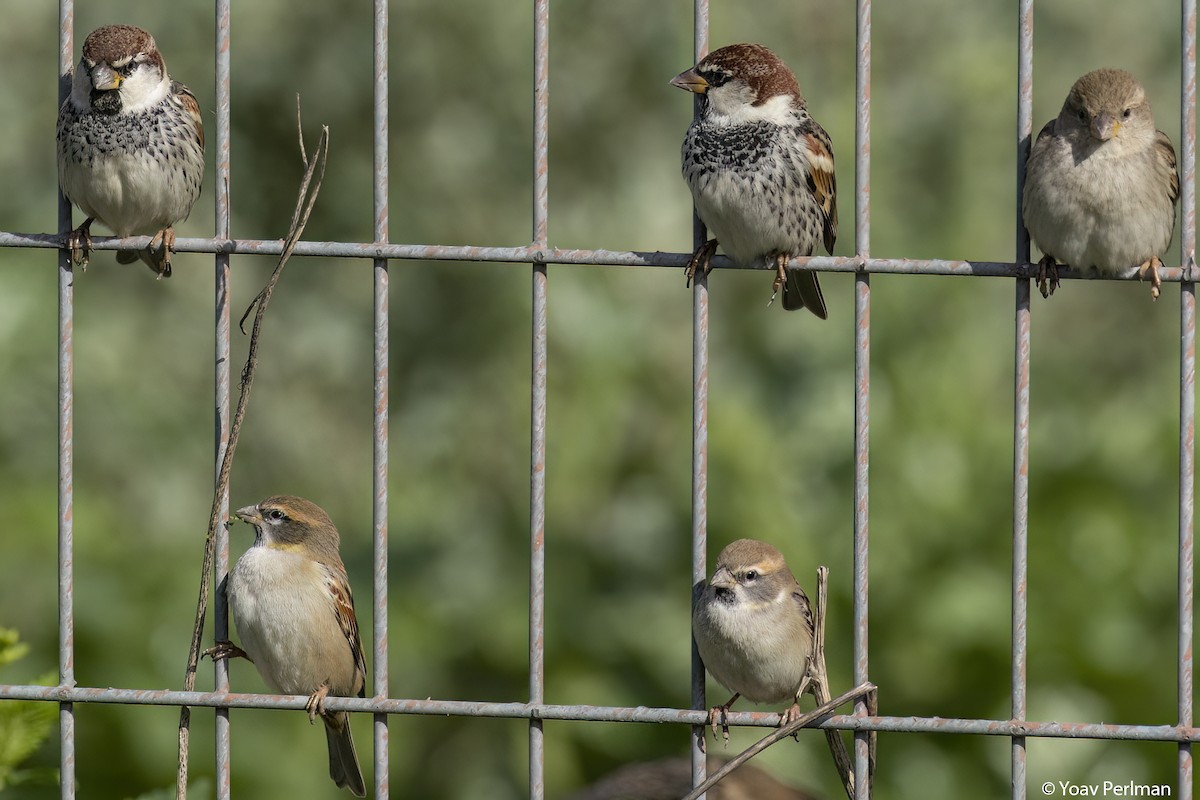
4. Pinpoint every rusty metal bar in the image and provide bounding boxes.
[4,231,1196,283]
[1012,2,1034,799]
[688,4,710,797]
[853,0,872,796]
[529,0,550,797]
[211,0,233,796]
[56,3,75,797]
[1180,0,1198,796]
[6,682,1200,743]
[373,0,391,796]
